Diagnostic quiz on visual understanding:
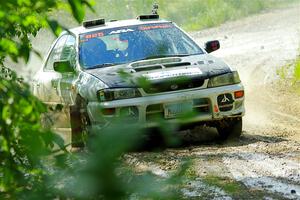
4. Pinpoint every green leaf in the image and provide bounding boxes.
[47,19,63,37]
[0,135,9,152]
[32,48,43,60]
[83,0,96,13]
[2,105,10,120]
[52,133,66,150]
[68,0,85,23]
